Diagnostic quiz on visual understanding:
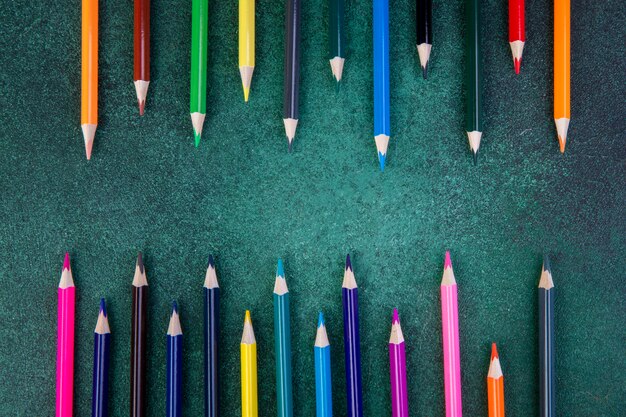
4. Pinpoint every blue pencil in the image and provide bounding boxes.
[92,299,111,417]
[274,259,293,417]
[204,255,220,417]
[538,256,555,417]
[315,312,333,417]
[342,255,363,417]
[166,302,183,417]
[373,0,390,171]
